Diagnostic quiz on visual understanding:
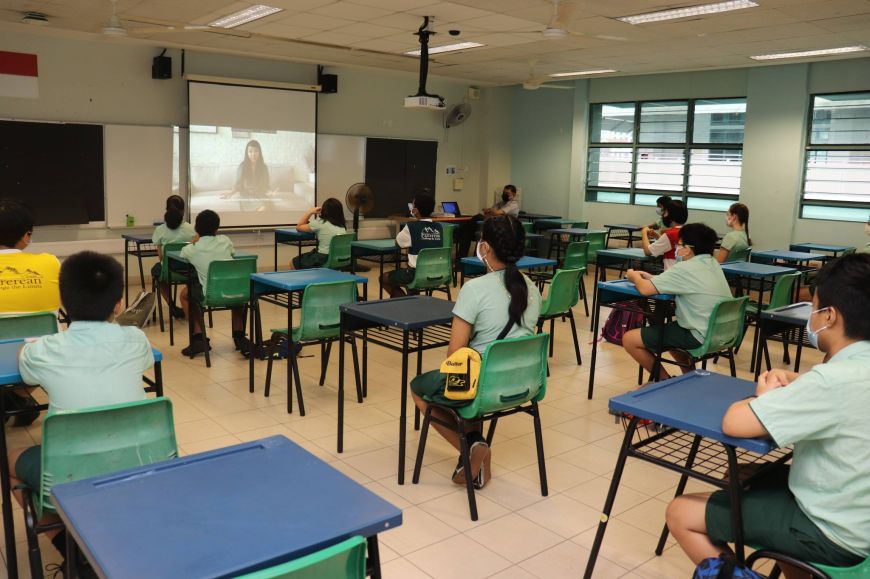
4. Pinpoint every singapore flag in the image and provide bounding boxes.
[0,51,38,99]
